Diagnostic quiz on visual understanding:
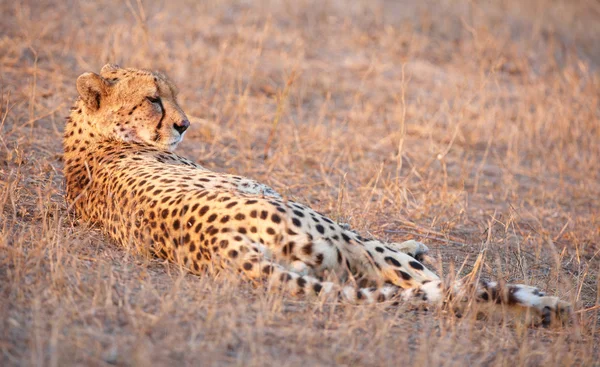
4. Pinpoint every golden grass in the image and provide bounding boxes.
[1,0,599,365]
